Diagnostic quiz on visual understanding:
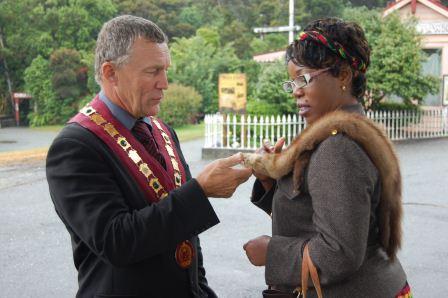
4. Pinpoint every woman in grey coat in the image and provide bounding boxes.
[243,18,411,297]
